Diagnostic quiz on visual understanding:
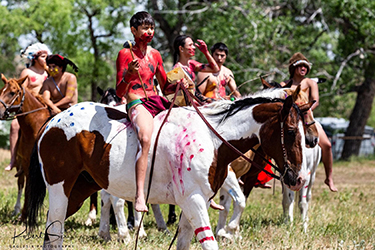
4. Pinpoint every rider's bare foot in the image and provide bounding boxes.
[134,196,148,212]
[255,183,272,189]
[5,164,13,171]
[324,178,338,192]
[210,200,224,210]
